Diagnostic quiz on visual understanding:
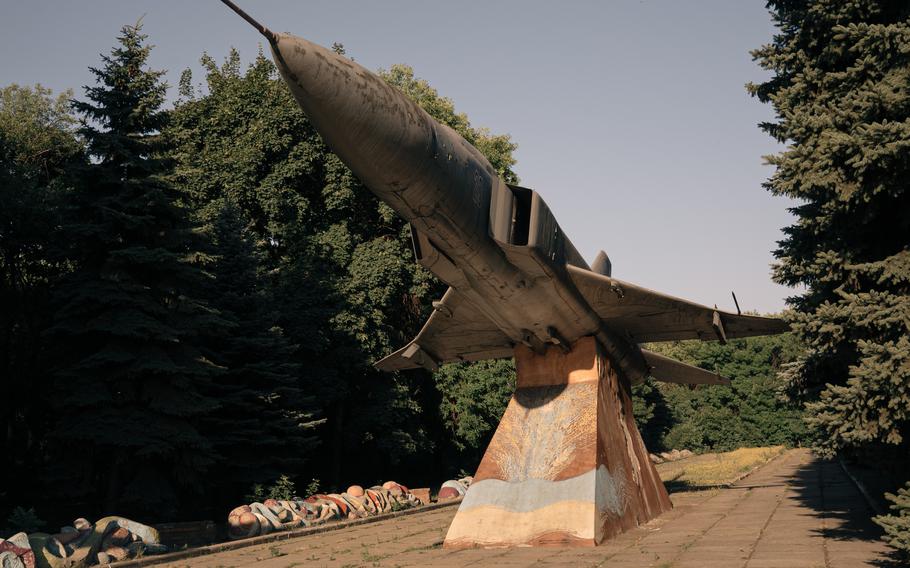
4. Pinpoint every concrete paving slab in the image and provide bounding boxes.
[145,448,893,568]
